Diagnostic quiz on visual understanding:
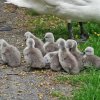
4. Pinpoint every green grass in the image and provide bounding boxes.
[78,35,100,56]
[51,90,68,100]
[55,68,100,100]
[26,10,100,40]
[27,11,100,100]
